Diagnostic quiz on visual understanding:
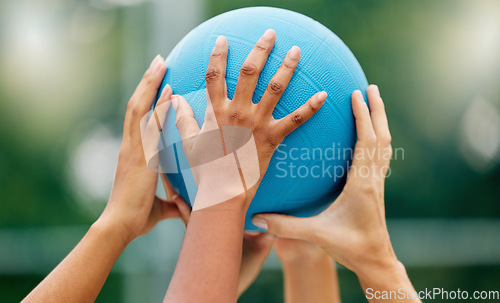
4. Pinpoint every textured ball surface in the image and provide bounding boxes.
[156,7,368,230]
